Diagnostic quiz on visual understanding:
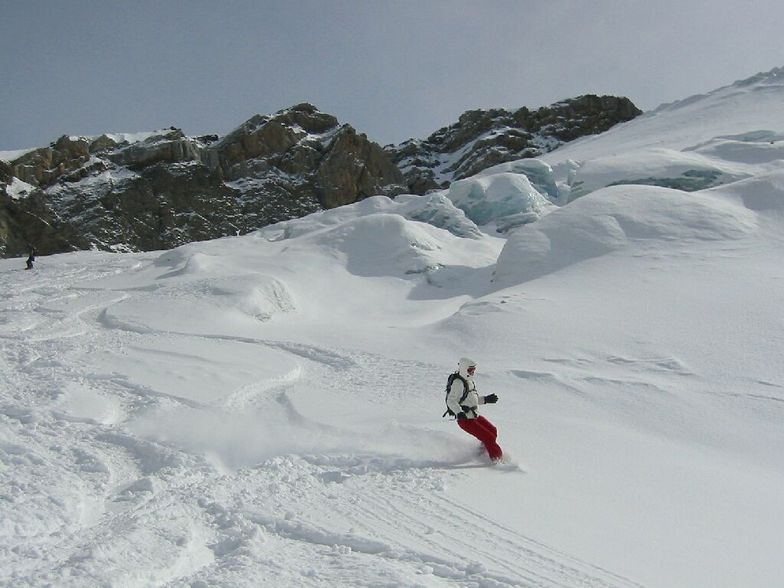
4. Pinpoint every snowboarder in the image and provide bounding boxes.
[25,248,36,270]
[445,357,503,462]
